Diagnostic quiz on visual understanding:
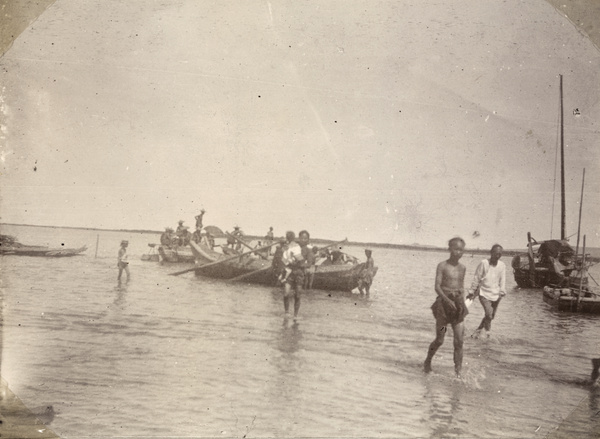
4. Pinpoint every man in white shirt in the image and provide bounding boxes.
[468,244,506,338]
